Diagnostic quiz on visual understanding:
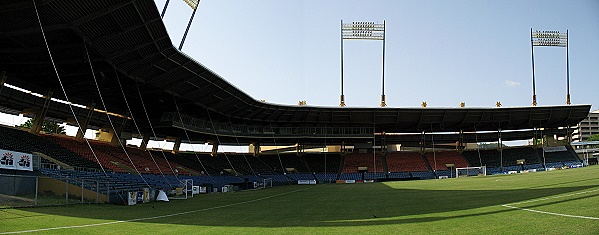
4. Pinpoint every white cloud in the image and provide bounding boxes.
[504,80,521,87]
